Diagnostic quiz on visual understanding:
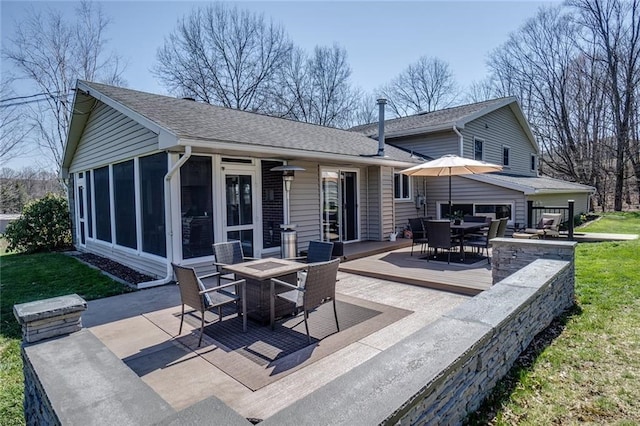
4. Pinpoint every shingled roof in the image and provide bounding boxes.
[351,97,519,139]
[75,81,418,164]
